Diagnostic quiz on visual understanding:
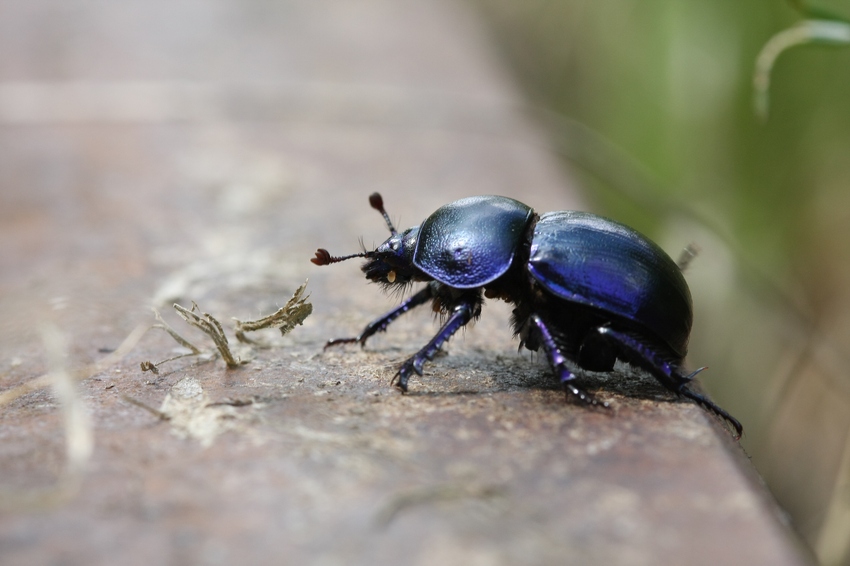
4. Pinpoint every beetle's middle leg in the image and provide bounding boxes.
[325,284,434,349]
[529,314,605,406]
